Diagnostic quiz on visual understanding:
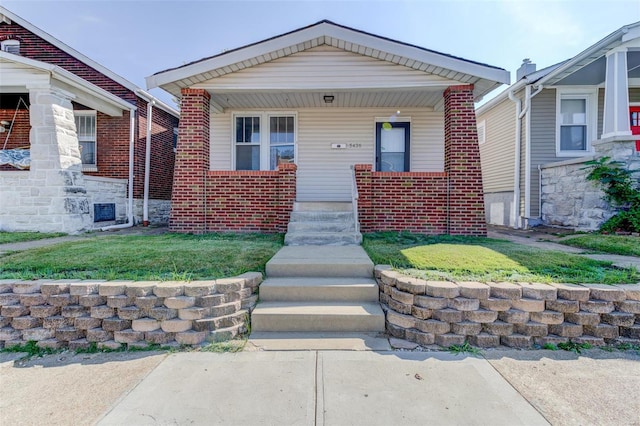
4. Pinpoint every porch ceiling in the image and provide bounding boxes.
[554,51,640,86]
[209,88,448,110]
